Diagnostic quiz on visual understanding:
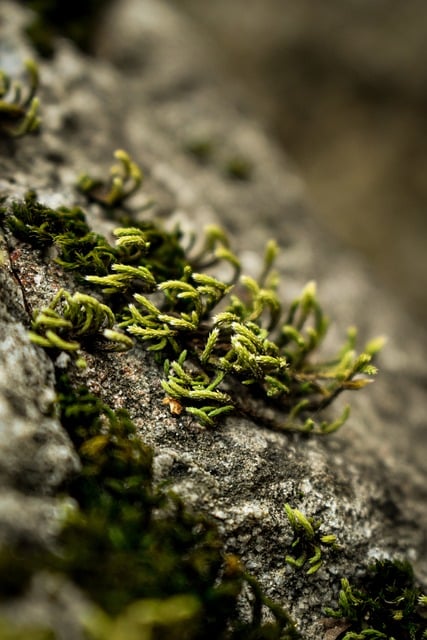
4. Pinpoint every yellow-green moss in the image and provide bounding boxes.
[1,165,383,433]
[0,61,40,138]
